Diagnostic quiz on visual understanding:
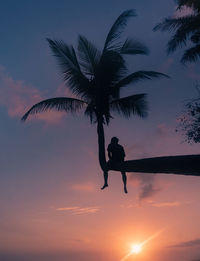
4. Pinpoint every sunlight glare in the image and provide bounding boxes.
[120,228,166,261]
[131,244,142,254]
